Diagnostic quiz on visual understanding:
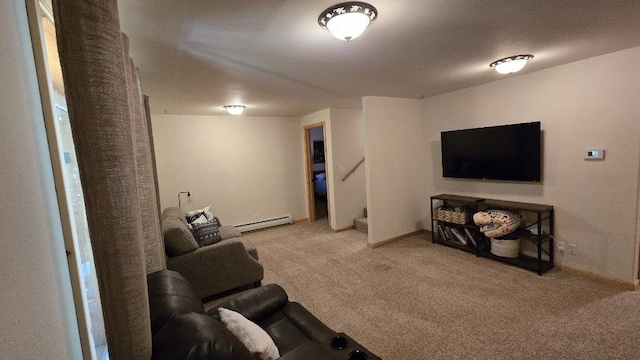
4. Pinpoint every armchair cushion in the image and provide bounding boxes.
[161,207,188,225]
[162,217,198,256]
